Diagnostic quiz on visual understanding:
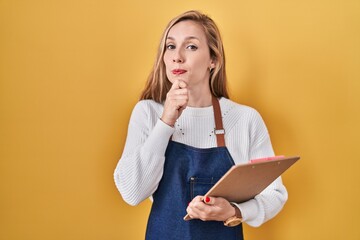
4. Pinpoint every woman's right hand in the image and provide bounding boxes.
[161,80,189,127]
